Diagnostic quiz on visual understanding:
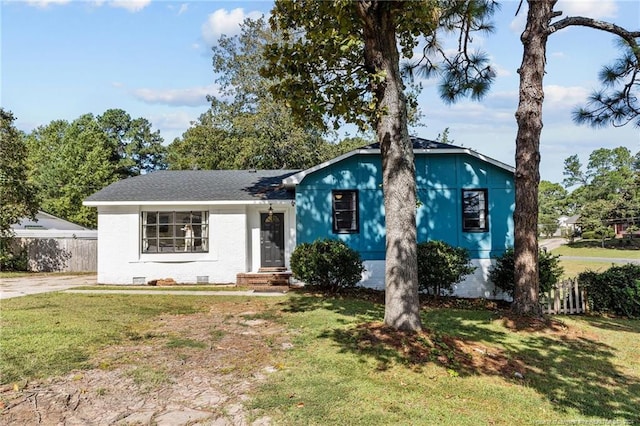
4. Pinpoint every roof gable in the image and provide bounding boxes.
[283,137,514,187]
